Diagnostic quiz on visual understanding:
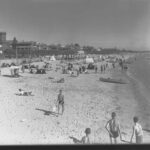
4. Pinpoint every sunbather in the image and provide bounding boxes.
[18,89,32,96]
